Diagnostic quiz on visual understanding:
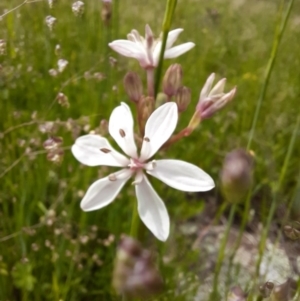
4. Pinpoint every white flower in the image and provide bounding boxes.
[108,24,195,69]
[72,102,214,241]
[57,59,69,73]
[197,73,236,119]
